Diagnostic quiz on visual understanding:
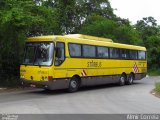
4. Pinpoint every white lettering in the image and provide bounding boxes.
[127,114,139,120]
